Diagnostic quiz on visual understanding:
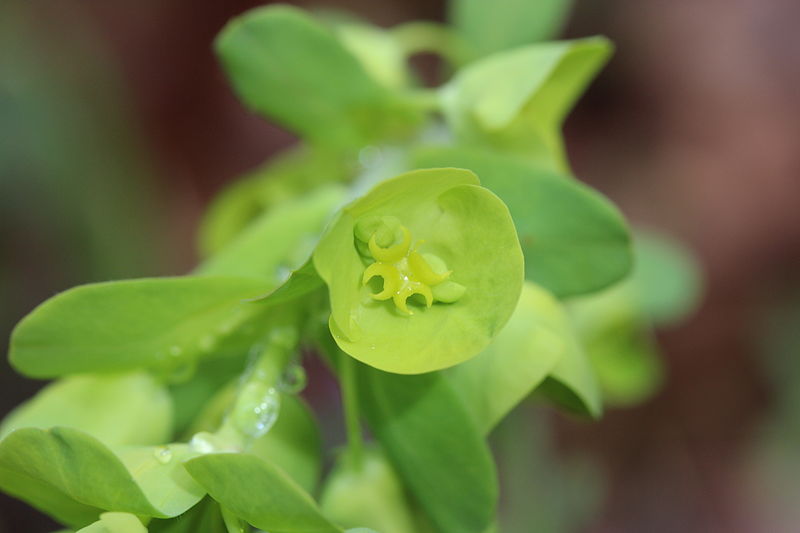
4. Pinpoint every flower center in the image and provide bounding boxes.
[355,216,465,315]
